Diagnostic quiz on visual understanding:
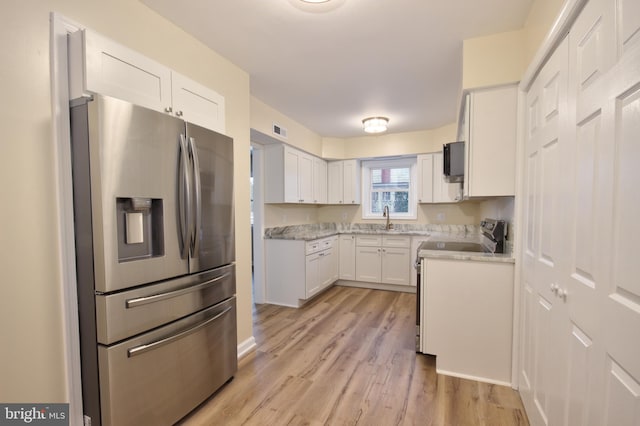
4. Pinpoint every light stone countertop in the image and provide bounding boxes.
[418,249,515,264]
[264,222,473,240]
[264,222,515,264]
